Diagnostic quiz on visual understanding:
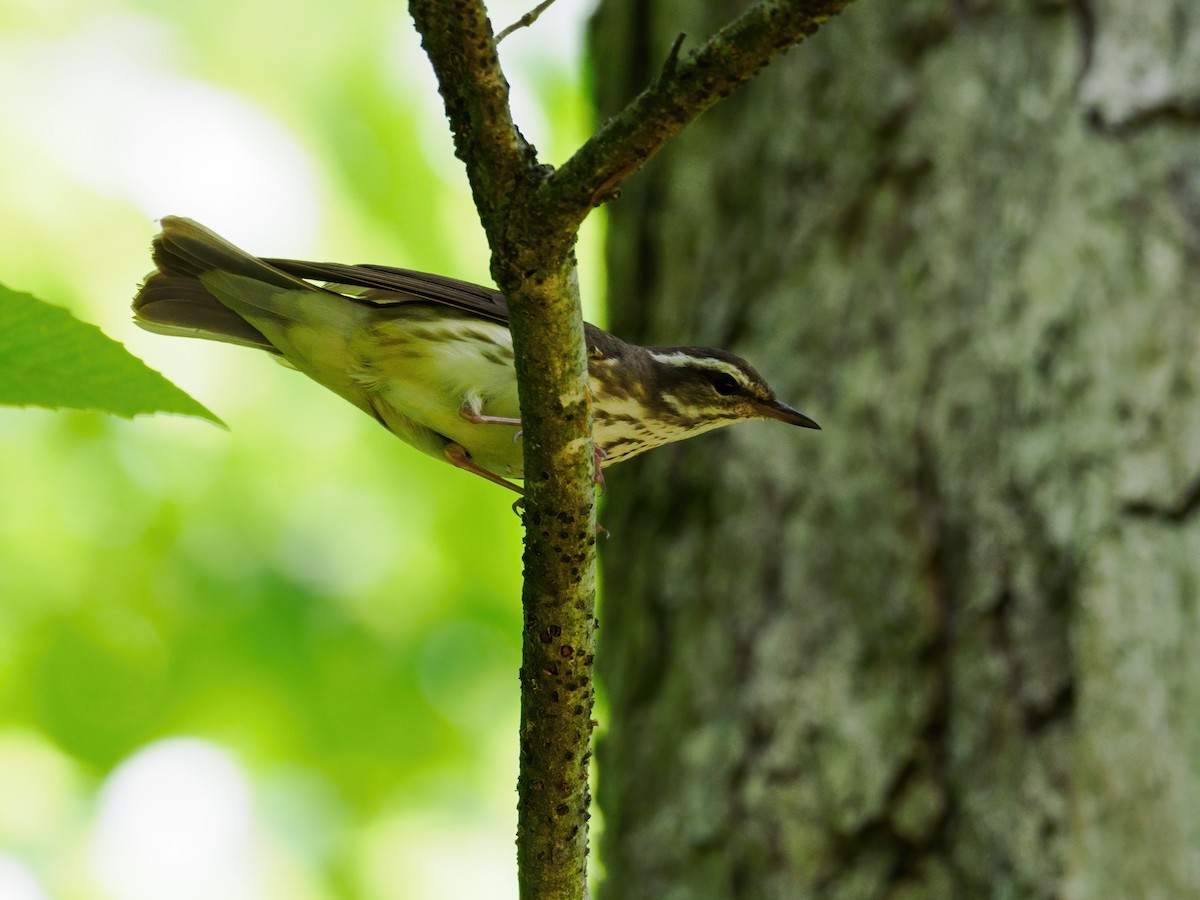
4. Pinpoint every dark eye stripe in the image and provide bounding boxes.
[708,371,739,395]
